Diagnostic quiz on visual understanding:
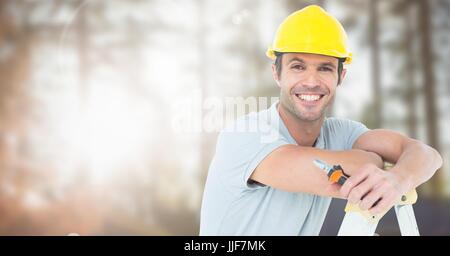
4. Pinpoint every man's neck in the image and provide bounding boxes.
[278,103,324,147]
